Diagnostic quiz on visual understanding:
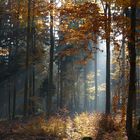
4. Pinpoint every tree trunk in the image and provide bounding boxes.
[24,0,31,117]
[84,66,88,111]
[8,78,11,120]
[47,0,55,115]
[105,4,111,114]
[7,0,12,120]
[32,0,36,114]
[29,68,33,115]
[126,0,137,139]
[57,60,60,109]
[59,59,63,109]
[121,12,126,123]
[94,45,98,111]
[12,76,16,119]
